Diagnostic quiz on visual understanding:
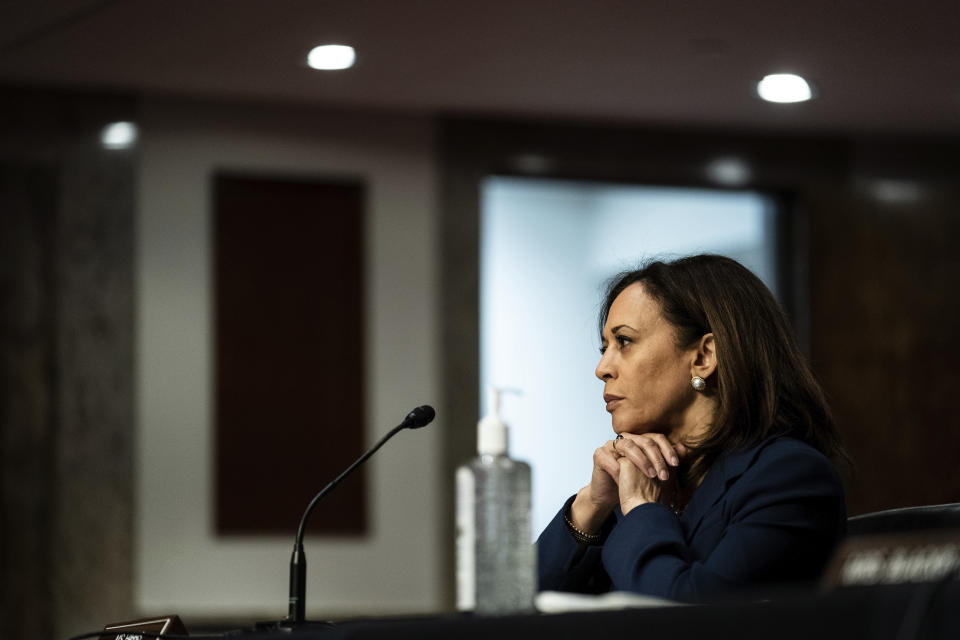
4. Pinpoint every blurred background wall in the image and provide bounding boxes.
[135,98,440,620]
[1,2,959,639]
